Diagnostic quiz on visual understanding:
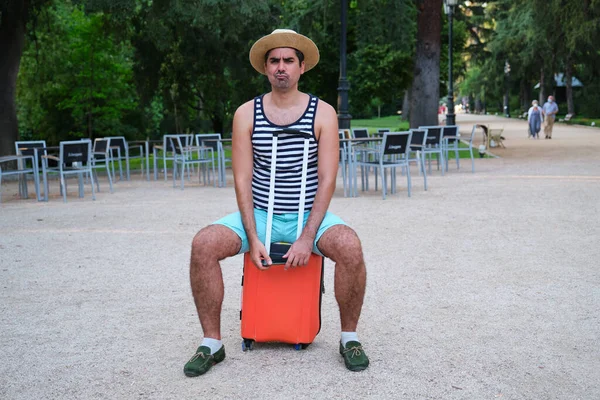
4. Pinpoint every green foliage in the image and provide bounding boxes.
[351,115,409,133]
[17,1,137,143]
[349,44,413,118]
[460,0,600,117]
[348,0,416,118]
[109,0,274,136]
